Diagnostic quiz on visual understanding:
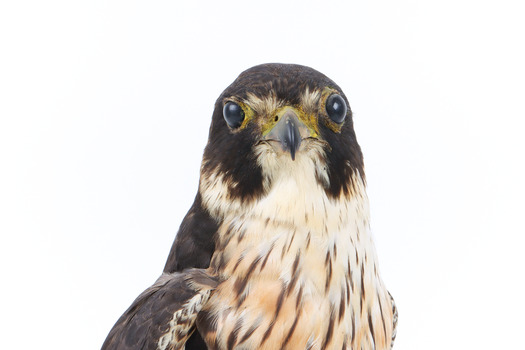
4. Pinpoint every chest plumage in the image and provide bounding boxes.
[198,154,394,350]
